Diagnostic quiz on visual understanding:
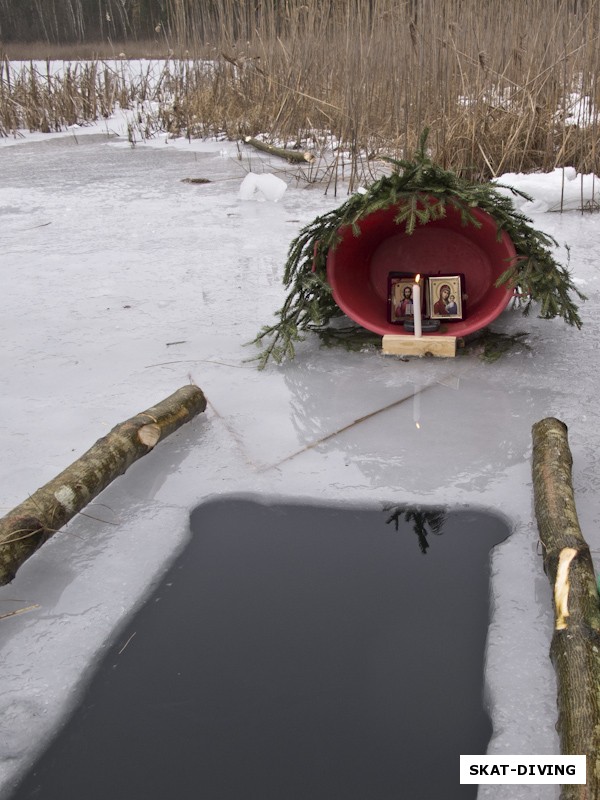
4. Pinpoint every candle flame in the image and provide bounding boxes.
[415,274,421,284]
